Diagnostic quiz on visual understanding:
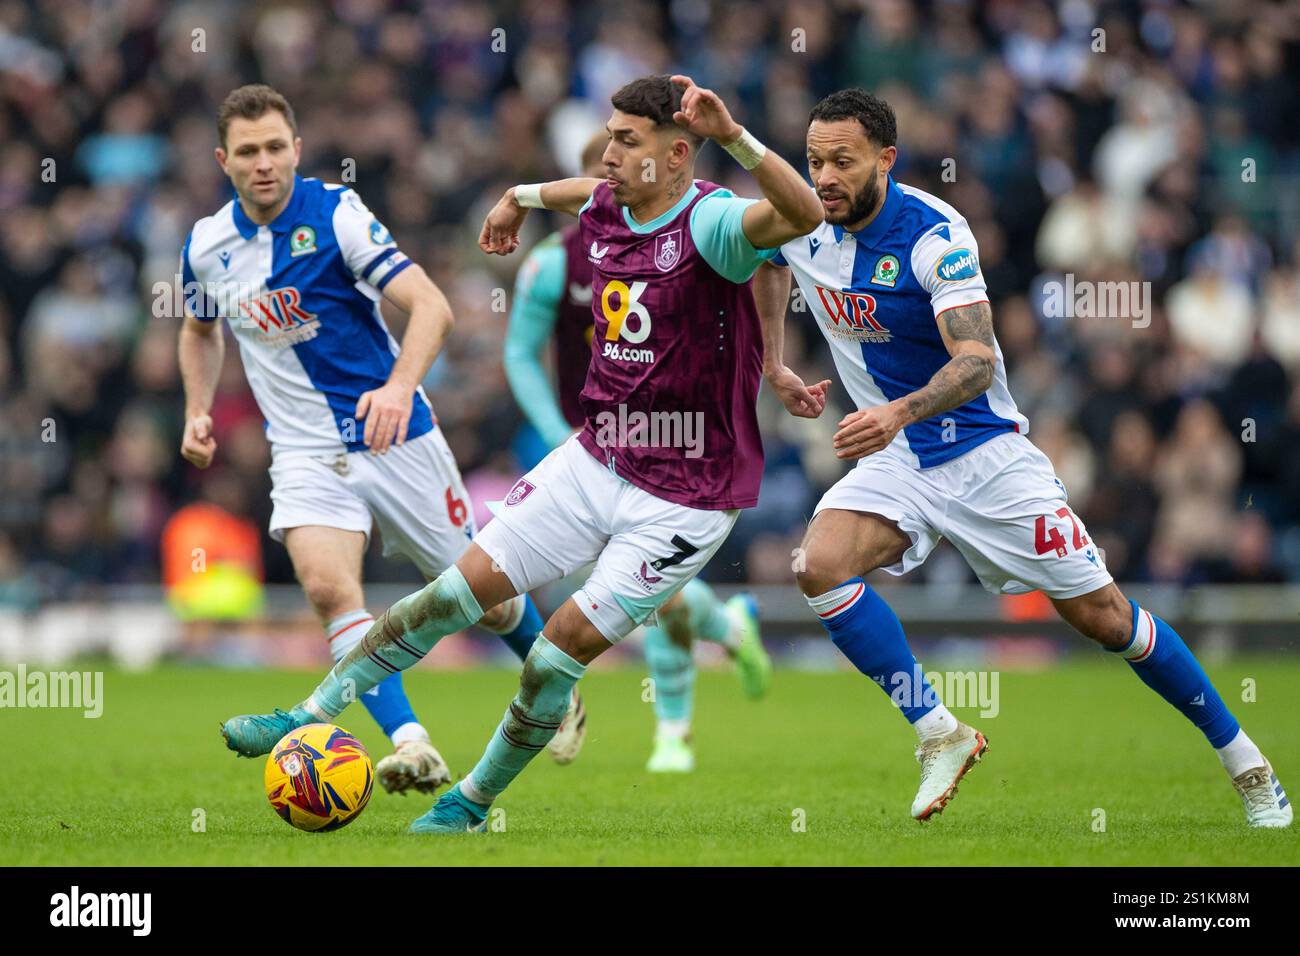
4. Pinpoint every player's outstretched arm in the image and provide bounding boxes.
[178,312,223,468]
[669,75,822,248]
[354,264,454,454]
[755,260,830,419]
[478,179,602,256]
[832,301,996,460]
